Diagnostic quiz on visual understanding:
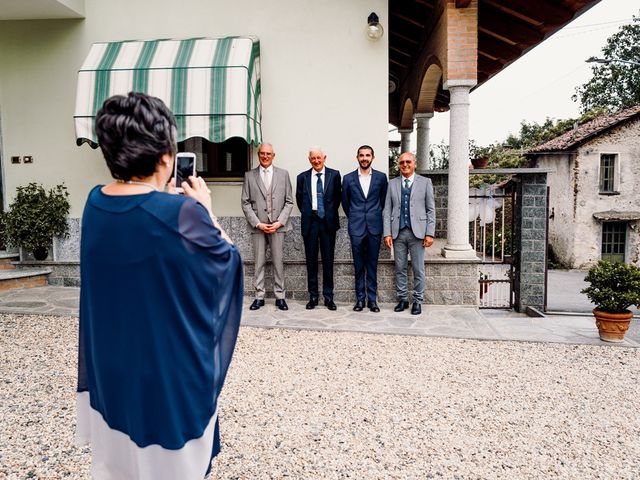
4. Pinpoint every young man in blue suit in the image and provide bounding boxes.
[383,152,436,315]
[296,147,342,310]
[342,145,388,312]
